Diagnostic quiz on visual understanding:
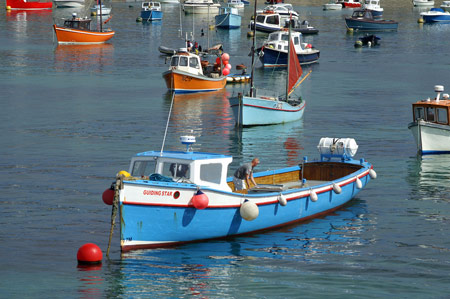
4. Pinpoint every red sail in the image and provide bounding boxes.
[288,39,303,95]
